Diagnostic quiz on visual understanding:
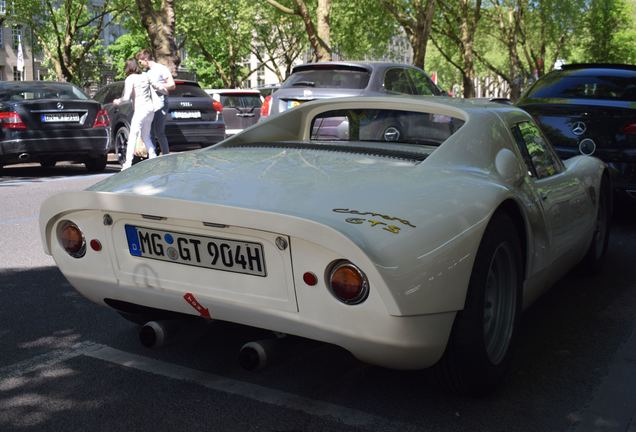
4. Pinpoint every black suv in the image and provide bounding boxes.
[94,80,225,164]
